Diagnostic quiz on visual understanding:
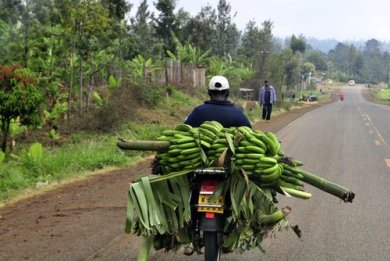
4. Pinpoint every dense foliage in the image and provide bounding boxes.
[0,0,389,151]
[0,65,44,152]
